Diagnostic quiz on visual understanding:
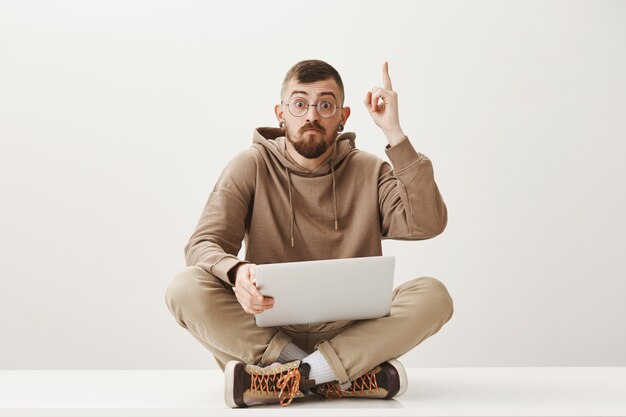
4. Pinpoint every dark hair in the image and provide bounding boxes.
[281,59,345,104]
